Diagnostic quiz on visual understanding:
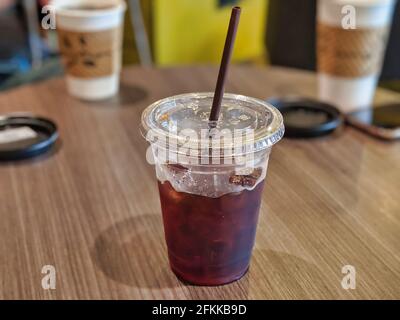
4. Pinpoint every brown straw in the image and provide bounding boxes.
[209,6,241,123]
